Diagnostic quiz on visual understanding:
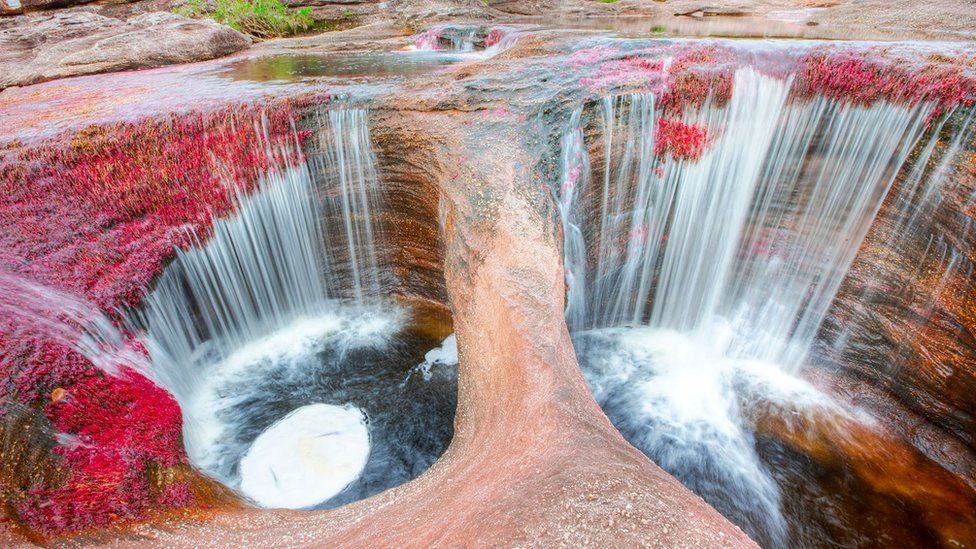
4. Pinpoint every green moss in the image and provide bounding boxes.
[174,0,313,38]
